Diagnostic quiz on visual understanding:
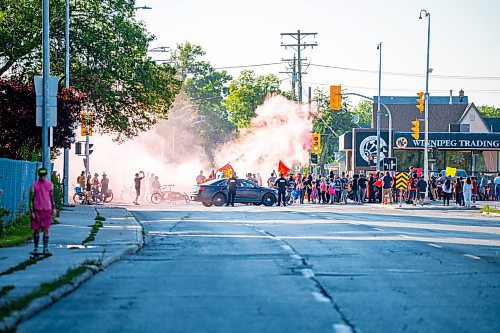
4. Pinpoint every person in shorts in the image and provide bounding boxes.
[133,171,145,205]
[30,168,56,254]
[417,176,428,206]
